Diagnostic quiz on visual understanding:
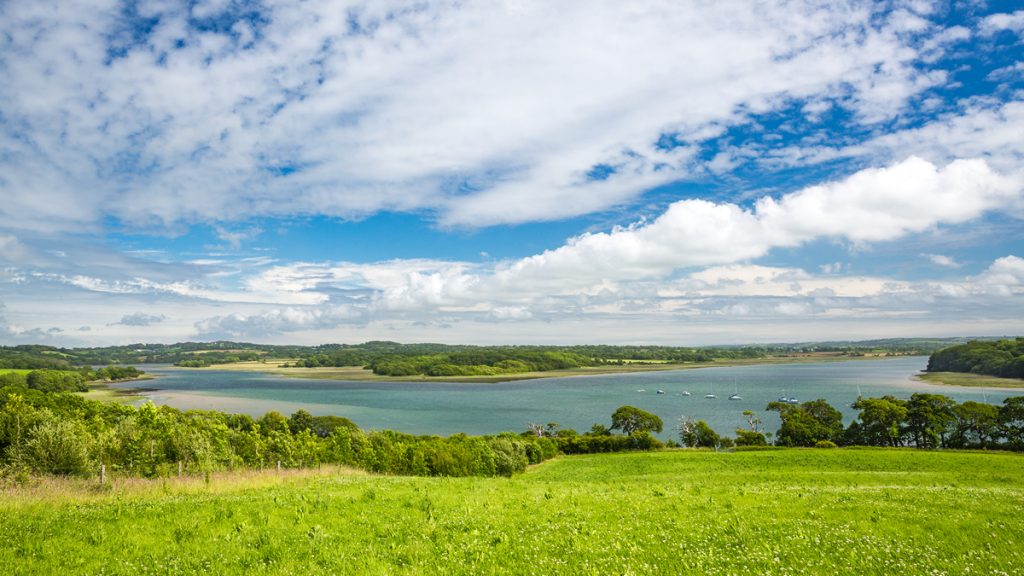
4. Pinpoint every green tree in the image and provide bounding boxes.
[949,401,999,449]
[905,393,956,448]
[679,417,719,448]
[734,429,768,446]
[851,396,908,447]
[767,399,843,447]
[288,409,315,434]
[610,406,663,435]
[998,396,1024,449]
[258,411,289,435]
